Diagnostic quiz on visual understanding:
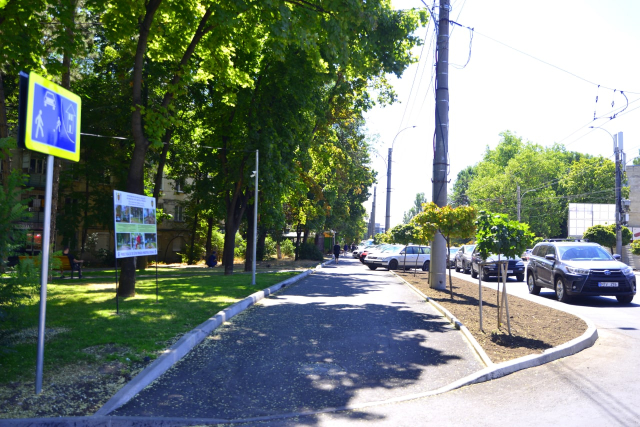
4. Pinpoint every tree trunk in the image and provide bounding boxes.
[257,227,267,263]
[0,72,10,190]
[152,129,171,200]
[222,190,247,275]
[205,215,213,253]
[80,169,89,255]
[120,0,222,295]
[187,203,199,265]
[294,224,302,261]
[49,18,76,253]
